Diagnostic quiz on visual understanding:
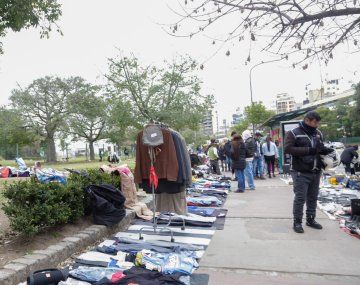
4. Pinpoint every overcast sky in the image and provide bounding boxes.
[0,0,359,124]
